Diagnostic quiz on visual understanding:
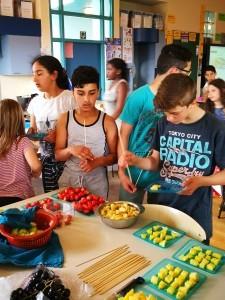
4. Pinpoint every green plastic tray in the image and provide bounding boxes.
[133,221,185,249]
[173,239,225,274]
[147,181,182,194]
[143,258,207,300]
